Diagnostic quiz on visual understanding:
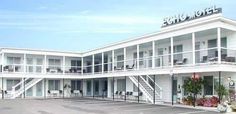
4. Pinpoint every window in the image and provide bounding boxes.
[117,55,124,68]
[173,45,183,61]
[7,79,20,90]
[71,80,81,90]
[204,76,213,95]
[7,57,21,64]
[71,60,81,67]
[48,59,61,66]
[48,80,60,90]
[117,79,125,91]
